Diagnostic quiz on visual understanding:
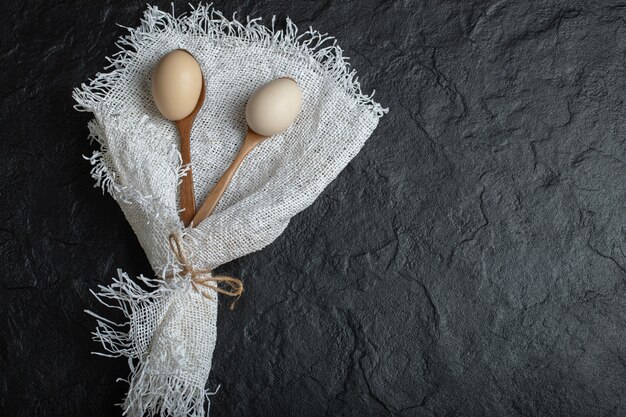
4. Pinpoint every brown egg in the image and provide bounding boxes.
[245,78,303,137]
[151,50,203,121]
